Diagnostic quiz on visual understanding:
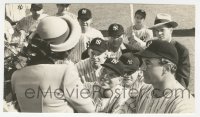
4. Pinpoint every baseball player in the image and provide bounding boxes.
[107,23,138,60]
[119,52,145,91]
[125,9,153,50]
[115,40,194,113]
[69,8,104,63]
[5,3,31,25]
[14,4,48,45]
[10,16,95,112]
[76,38,108,83]
[55,4,77,20]
[91,58,126,113]
[149,13,190,88]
